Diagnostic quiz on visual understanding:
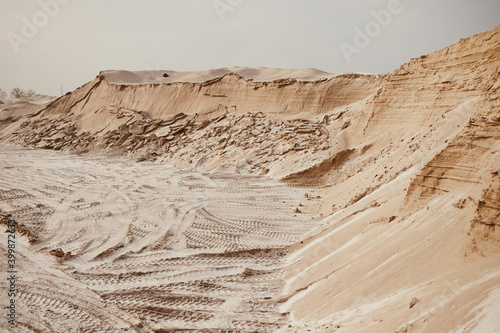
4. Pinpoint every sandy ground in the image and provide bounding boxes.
[1,25,499,333]
[0,145,320,332]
